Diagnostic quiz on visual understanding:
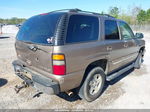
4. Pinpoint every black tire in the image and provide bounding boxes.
[134,52,143,69]
[78,67,106,102]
